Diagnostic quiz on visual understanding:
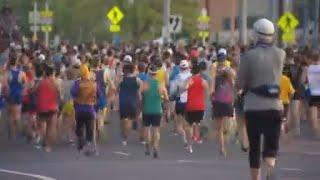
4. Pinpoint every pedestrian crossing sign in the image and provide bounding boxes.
[41,25,52,33]
[282,31,295,43]
[107,6,124,25]
[278,12,299,33]
[110,24,121,32]
[199,31,209,38]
